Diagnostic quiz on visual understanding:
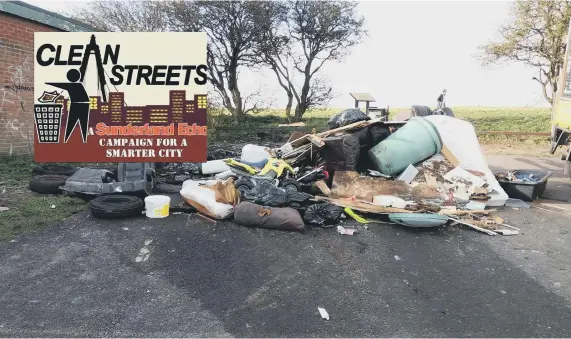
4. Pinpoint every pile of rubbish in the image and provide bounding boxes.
[27,108,529,237]
[174,109,520,236]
